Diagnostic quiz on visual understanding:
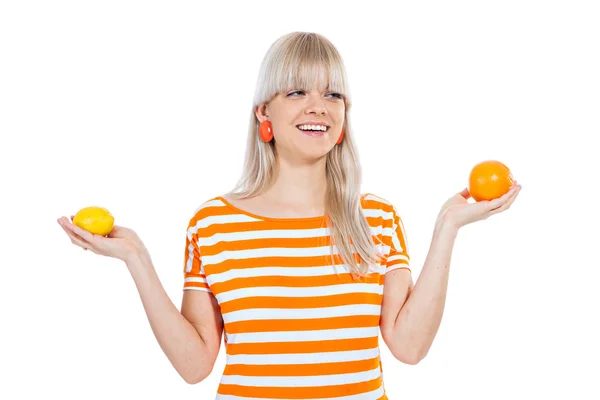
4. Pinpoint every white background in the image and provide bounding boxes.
[1,0,599,399]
